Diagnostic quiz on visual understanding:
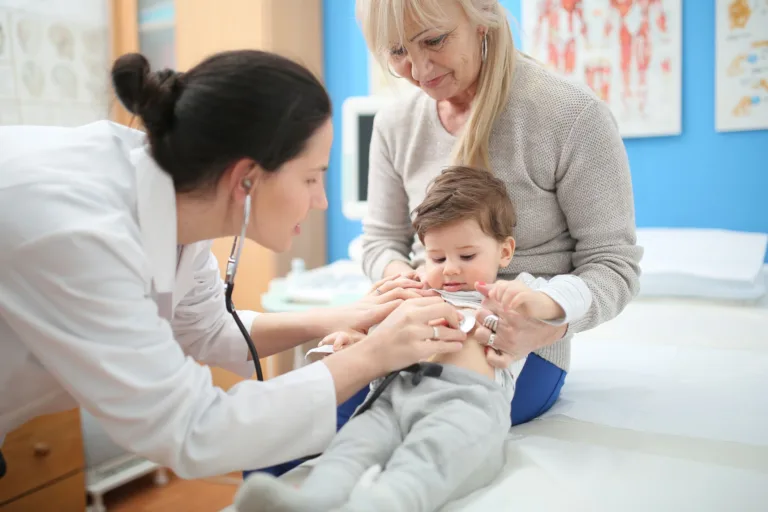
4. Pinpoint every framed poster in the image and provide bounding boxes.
[0,0,109,126]
[715,0,768,132]
[522,0,683,138]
